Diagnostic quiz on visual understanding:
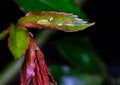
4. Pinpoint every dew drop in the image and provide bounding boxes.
[74,18,87,25]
